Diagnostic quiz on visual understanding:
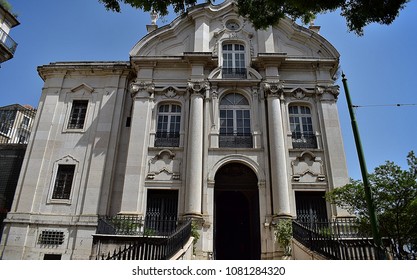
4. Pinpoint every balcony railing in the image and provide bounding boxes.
[97,215,179,237]
[0,28,18,57]
[292,132,317,149]
[154,131,180,147]
[219,133,252,148]
[222,68,247,79]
